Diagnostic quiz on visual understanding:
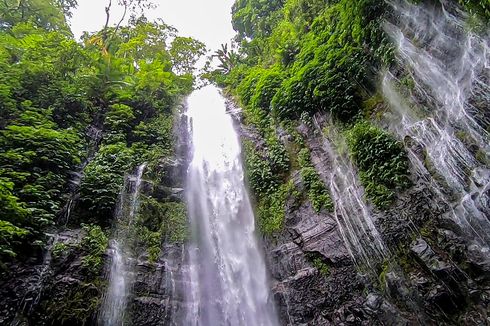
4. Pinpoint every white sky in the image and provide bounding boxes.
[70,0,236,52]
